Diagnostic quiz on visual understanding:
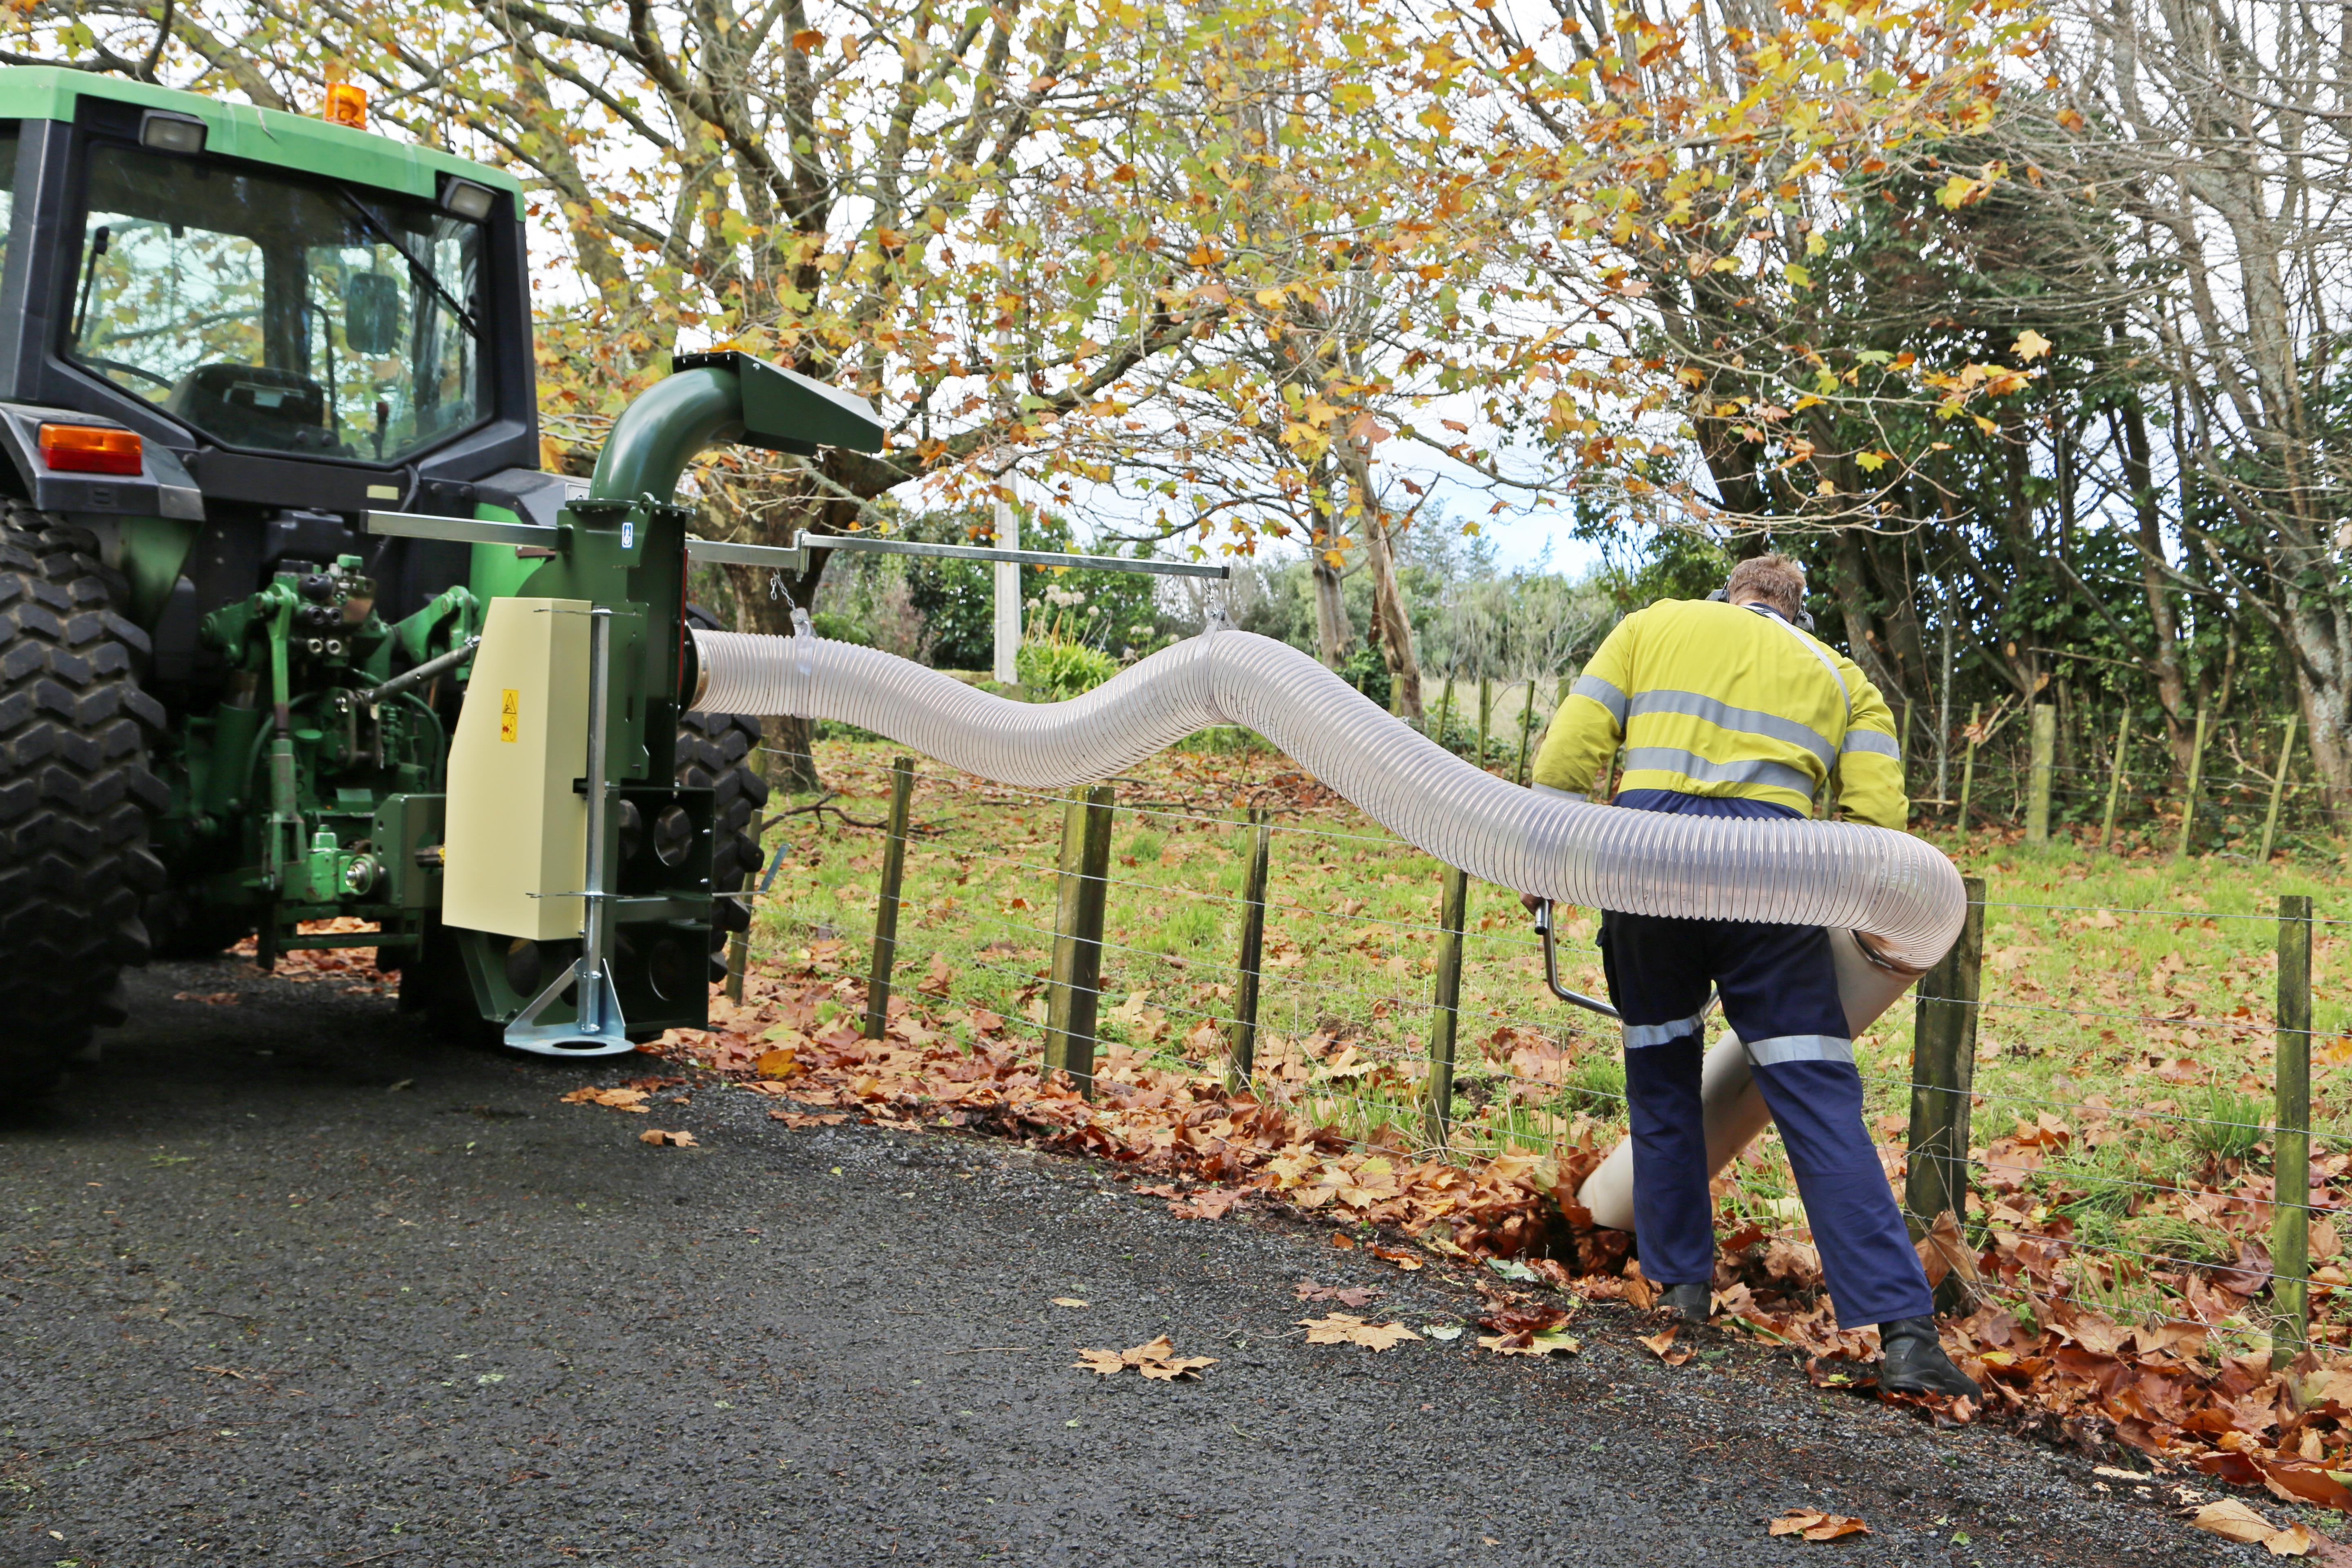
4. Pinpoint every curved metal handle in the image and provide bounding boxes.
[1533,899,1620,1020]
